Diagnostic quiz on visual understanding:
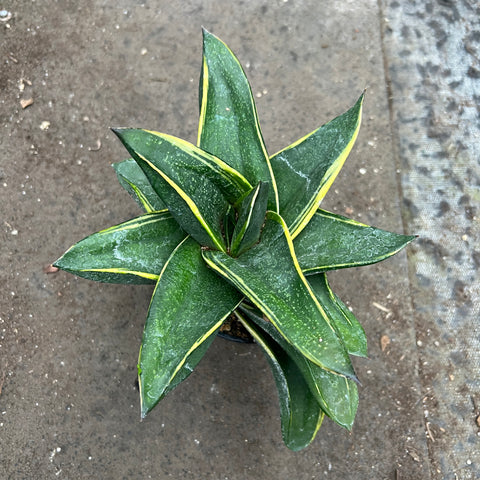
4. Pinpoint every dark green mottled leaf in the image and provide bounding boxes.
[237,312,324,451]
[230,181,269,257]
[160,329,219,398]
[295,209,416,274]
[198,29,279,211]
[53,212,186,284]
[203,211,355,379]
[308,274,367,357]
[270,93,364,237]
[240,304,358,430]
[139,237,242,417]
[113,128,251,250]
[113,158,165,212]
